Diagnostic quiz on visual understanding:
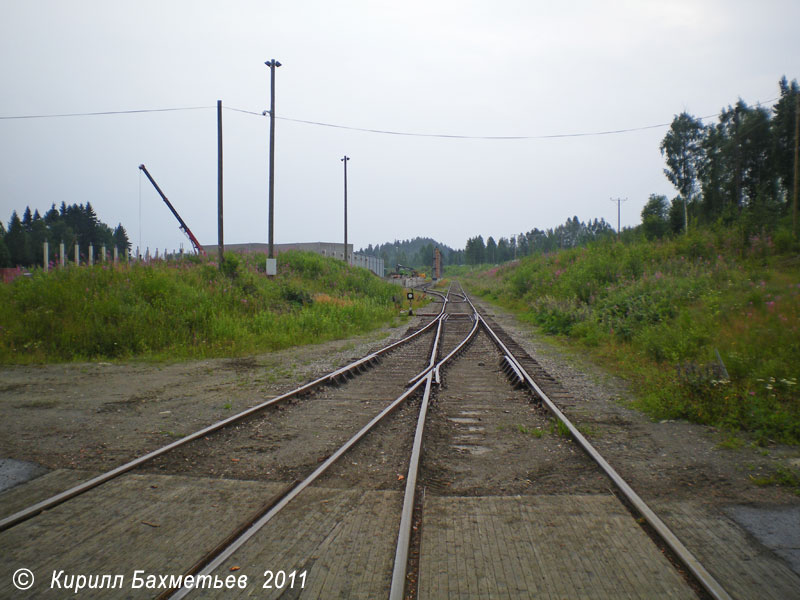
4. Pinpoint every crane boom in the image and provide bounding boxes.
[138,164,206,256]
